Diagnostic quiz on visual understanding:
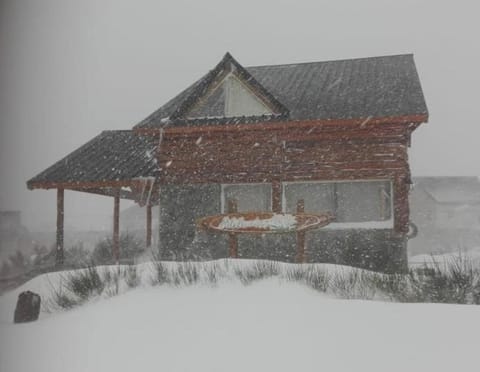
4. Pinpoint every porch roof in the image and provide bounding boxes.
[27,130,159,190]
